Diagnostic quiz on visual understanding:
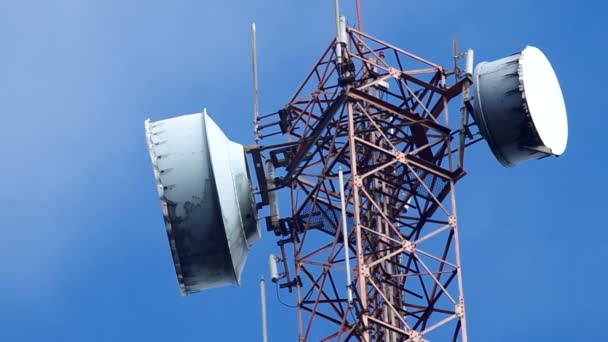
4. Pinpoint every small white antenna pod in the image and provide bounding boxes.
[268,254,280,283]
